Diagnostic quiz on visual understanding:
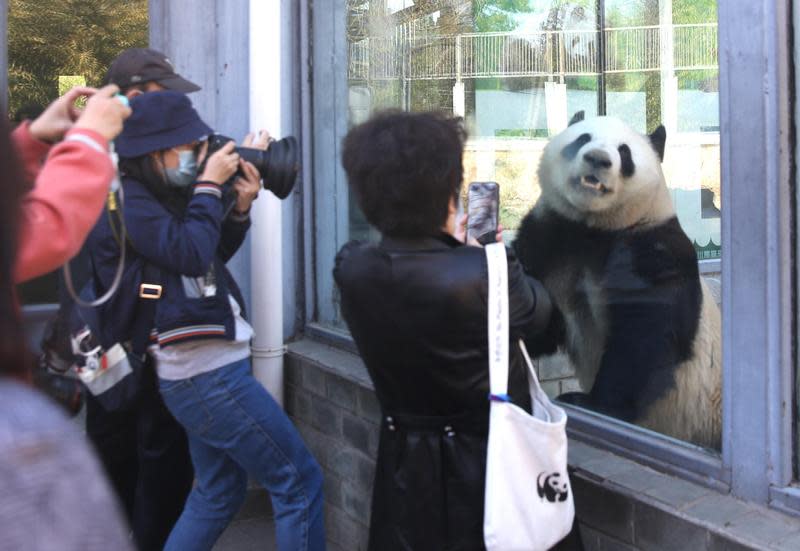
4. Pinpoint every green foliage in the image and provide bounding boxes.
[673,0,717,24]
[8,0,148,120]
[472,0,533,32]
